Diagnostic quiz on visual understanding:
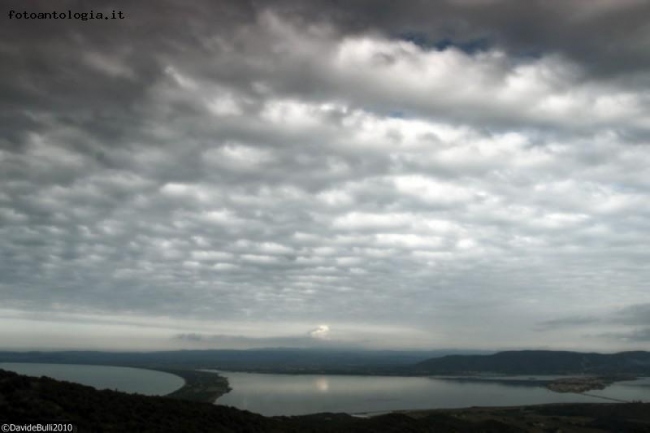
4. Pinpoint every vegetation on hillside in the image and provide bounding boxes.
[416,350,650,375]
